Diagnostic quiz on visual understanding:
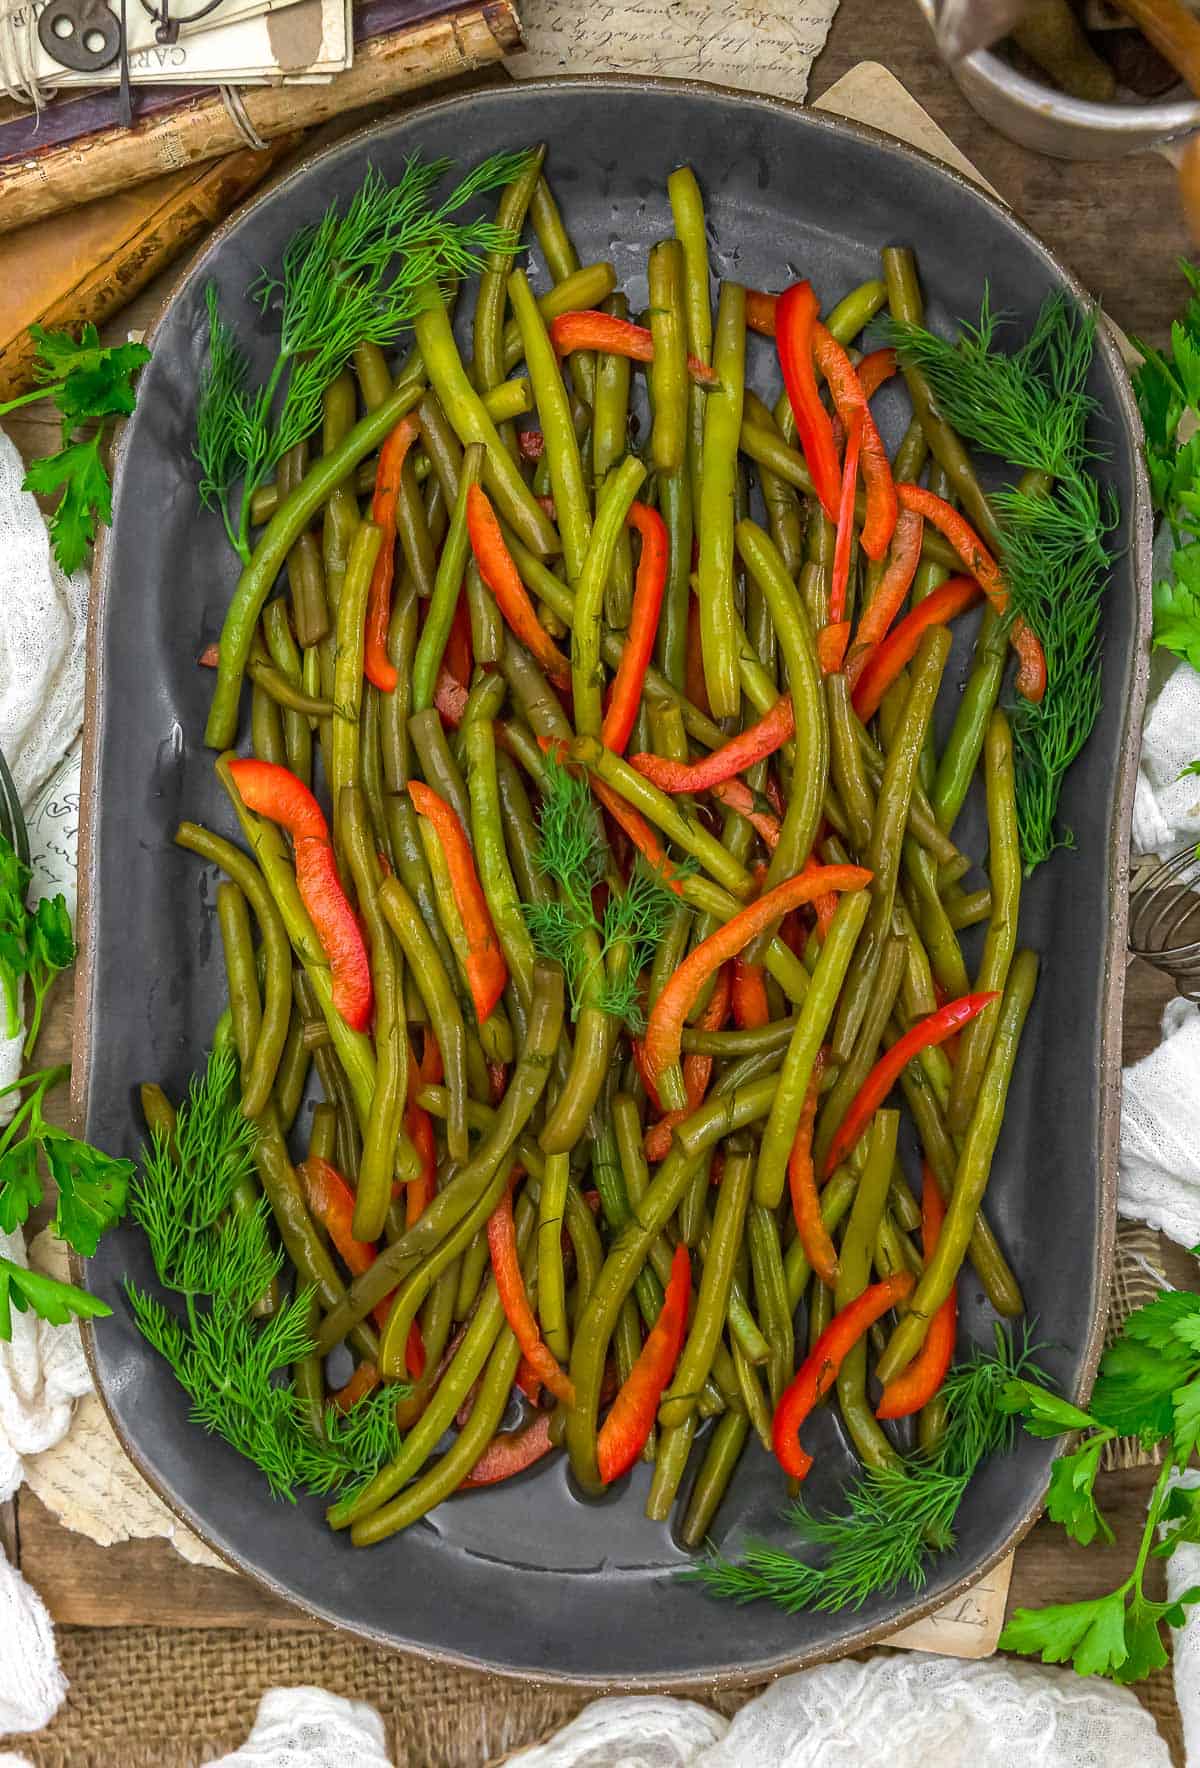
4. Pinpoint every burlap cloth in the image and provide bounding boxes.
[0,59,1184,1768]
